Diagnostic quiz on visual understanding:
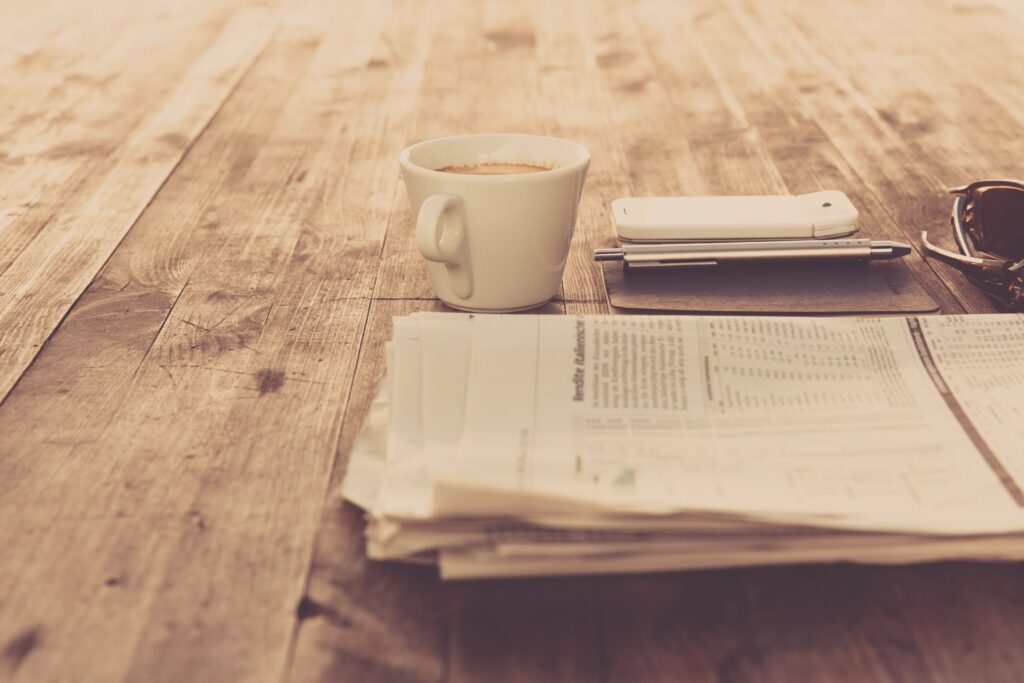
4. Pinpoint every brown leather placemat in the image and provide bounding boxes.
[602,259,939,314]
